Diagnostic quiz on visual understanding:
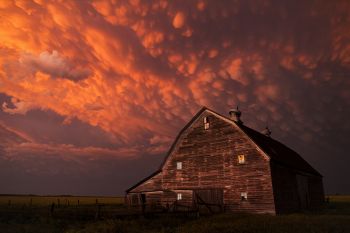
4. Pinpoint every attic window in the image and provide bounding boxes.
[241,192,248,201]
[176,162,182,170]
[204,116,210,130]
[177,193,182,200]
[238,154,245,164]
